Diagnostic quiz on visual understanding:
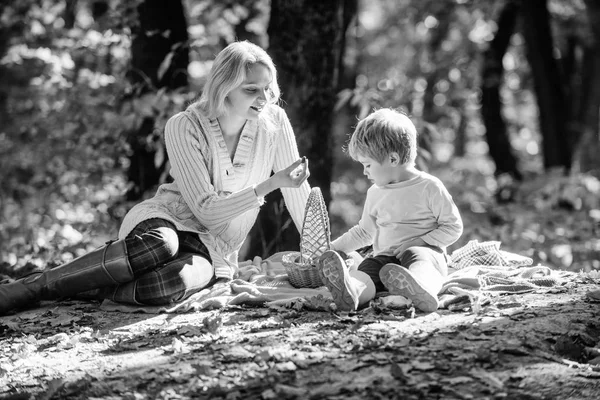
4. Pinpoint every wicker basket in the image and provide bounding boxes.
[283,187,331,288]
